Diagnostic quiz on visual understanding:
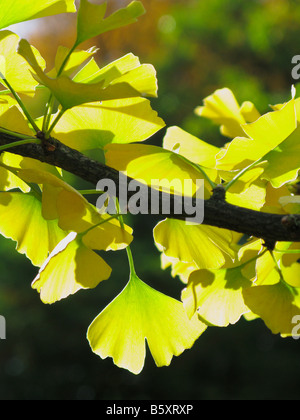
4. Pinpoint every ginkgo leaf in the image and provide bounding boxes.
[1,151,61,178]
[0,105,35,136]
[73,53,158,99]
[243,282,300,336]
[255,249,281,286]
[195,88,247,138]
[281,263,300,288]
[105,143,210,198]
[74,54,138,84]
[240,101,261,123]
[226,179,267,210]
[17,168,133,250]
[18,39,156,110]
[216,98,297,171]
[182,267,252,327]
[47,46,98,78]
[160,253,198,283]
[0,158,30,193]
[260,125,300,188]
[261,182,290,214]
[280,243,300,288]
[0,31,46,95]
[278,195,300,214]
[0,0,76,30]
[163,126,219,169]
[32,232,112,304]
[0,192,66,266]
[54,98,165,151]
[16,168,87,223]
[56,198,133,251]
[153,219,235,270]
[75,0,145,46]
[87,272,206,374]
